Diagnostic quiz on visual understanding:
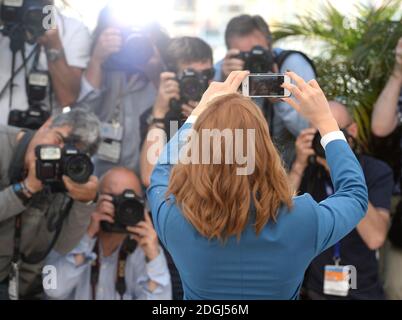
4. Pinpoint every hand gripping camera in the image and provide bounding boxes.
[103,26,155,74]
[101,190,145,233]
[35,145,94,193]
